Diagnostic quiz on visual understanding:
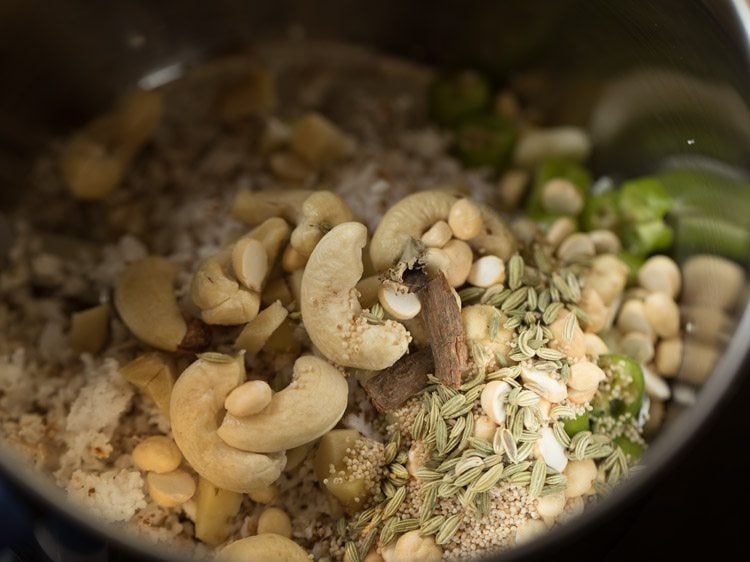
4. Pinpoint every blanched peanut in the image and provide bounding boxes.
[655,338,682,377]
[643,292,680,338]
[378,285,422,320]
[282,245,307,272]
[515,519,547,545]
[480,381,512,425]
[510,217,538,247]
[536,492,566,519]
[578,286,607,334]
[556,233,595,263]
[225,380,273,417]
[620,332,655,364]
[541,178,584,215]
[421,221,453,248]
[548,311,586,360]
[234,301,289,356]
[568,361,606,392]
[682,255,745,311]
[132,436,182,474]
[678,339,719,384]
[467,255,506,288]
[583,333,609,358]
[147,469,196,508]
[364,552,385,562]
[257,507,292,538]
[588,229,622,255]
[681,305,732,345]
[232,238,268,292]
[291,113,352,169]
[497,169,529,211]
[247,483,278,504]
[585,255,629,306]
[473,415,498,441]
[546,217,576,249]
[393,530,442,562]
[638,255,681,298]
[448,198,483,240]
[70,304,109,354]
[61,135,126,200]
[617,300,655,341]
[441,239,474,287]
[564,459,597,498]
